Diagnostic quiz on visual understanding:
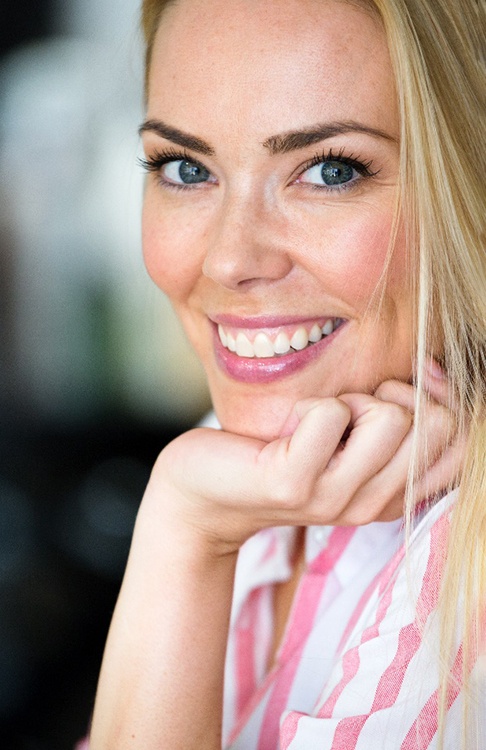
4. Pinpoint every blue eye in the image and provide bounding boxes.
[320,161,354,185]
[301,159,357,187]
[163,159,211,184]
